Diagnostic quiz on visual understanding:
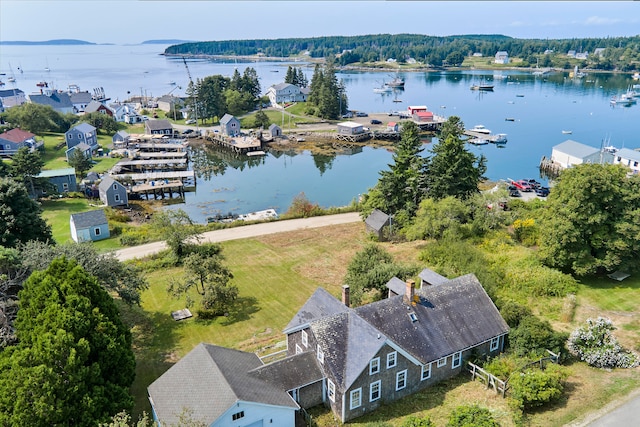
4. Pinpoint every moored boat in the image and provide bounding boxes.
[469,138,489,145]
[561,130,572,134]
[493,133,508,143]
[387,76,405,88]
[471,124,491,134]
